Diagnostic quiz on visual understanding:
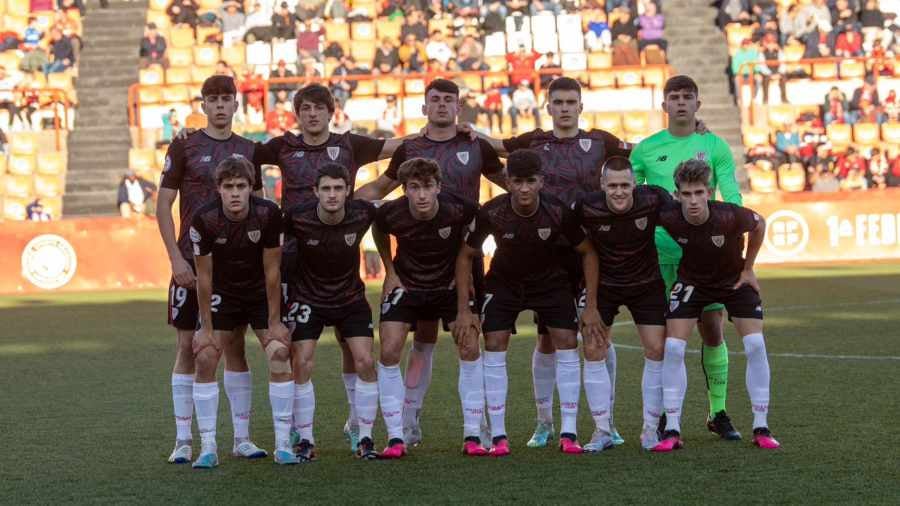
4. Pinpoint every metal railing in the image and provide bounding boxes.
[0,88,72,151]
